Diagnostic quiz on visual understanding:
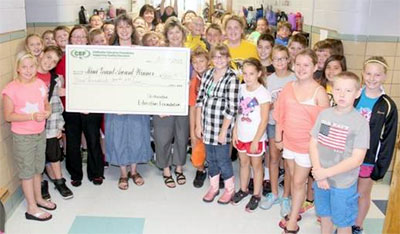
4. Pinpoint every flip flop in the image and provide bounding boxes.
[37,202,57,211]
[25,212,52,221]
